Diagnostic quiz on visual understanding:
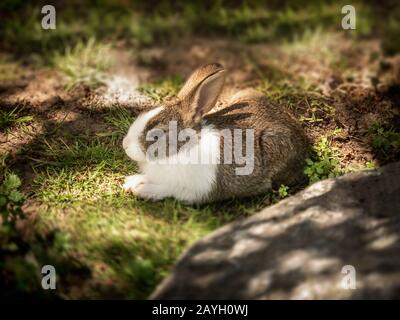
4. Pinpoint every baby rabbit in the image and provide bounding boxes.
[122,63,308,204]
